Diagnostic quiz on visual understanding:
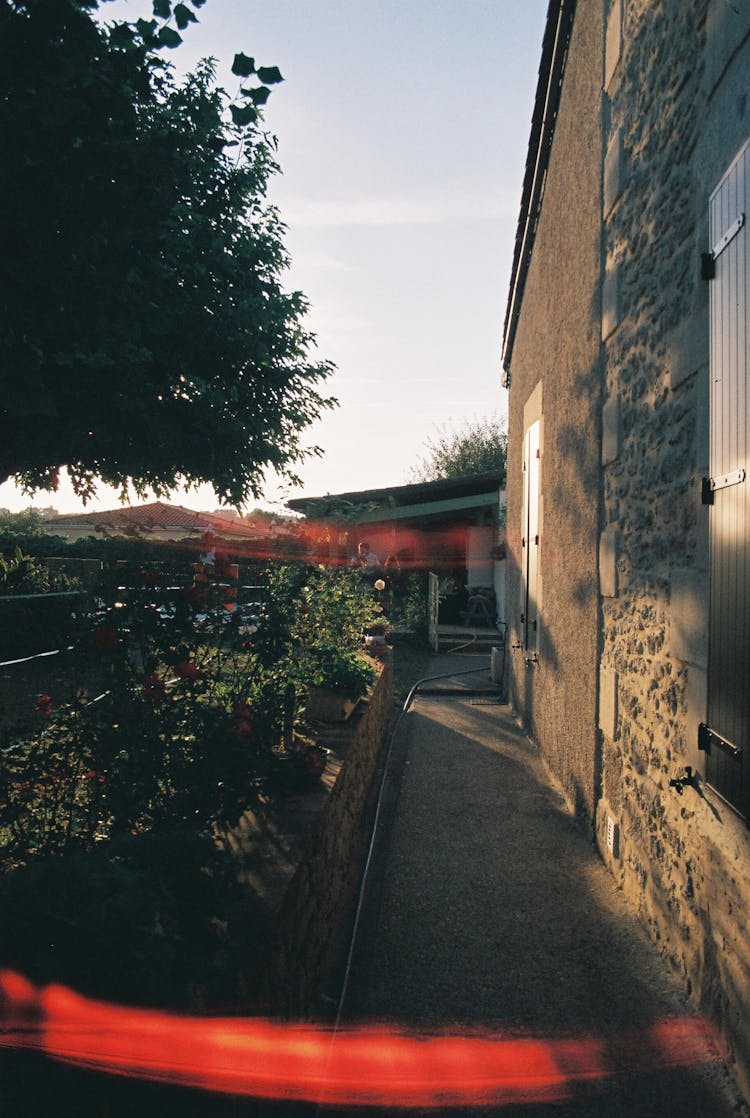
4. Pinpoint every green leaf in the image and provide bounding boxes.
[256,66,283,84]
[174,3,197,29]
[245,86,271,106]
[152,0,171,17]
[157,26,182,47]
[136,18,158,40]
[108,23,136,47]
[189,0,207,6]
[230,104,258,127]
[231,53,255,78]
